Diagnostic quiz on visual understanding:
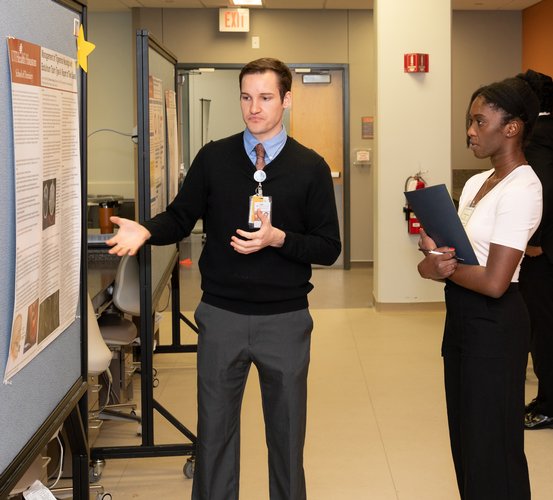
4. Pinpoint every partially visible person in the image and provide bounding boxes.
[517,69,553,430]
[106,58,341,500]
[417,76,541,499]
